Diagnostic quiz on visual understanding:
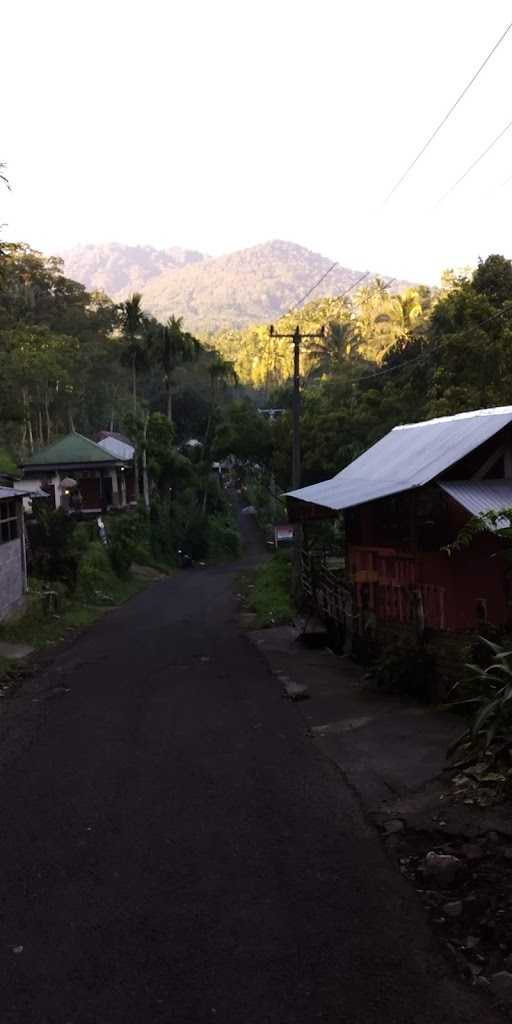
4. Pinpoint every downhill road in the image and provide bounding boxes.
[0,526,499,1023]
